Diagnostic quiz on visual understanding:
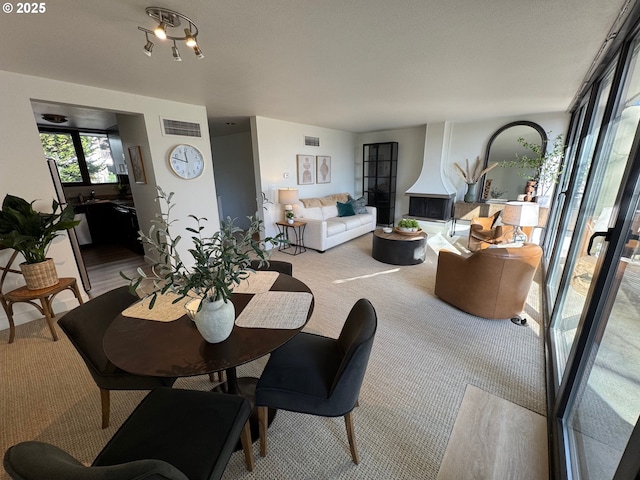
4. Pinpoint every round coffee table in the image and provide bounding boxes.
[372,228,428,265]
